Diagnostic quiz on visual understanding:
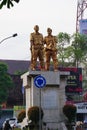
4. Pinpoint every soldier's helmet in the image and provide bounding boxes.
[34,25,39,31]
[47,28,52,32]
